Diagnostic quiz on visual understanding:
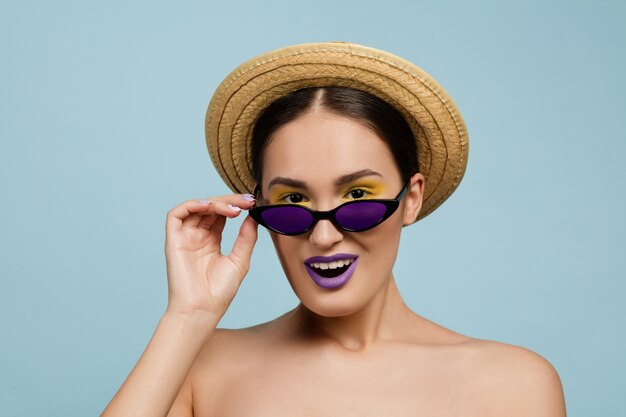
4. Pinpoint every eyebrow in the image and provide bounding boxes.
[267,169,383,190]
[334,169,383,186]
